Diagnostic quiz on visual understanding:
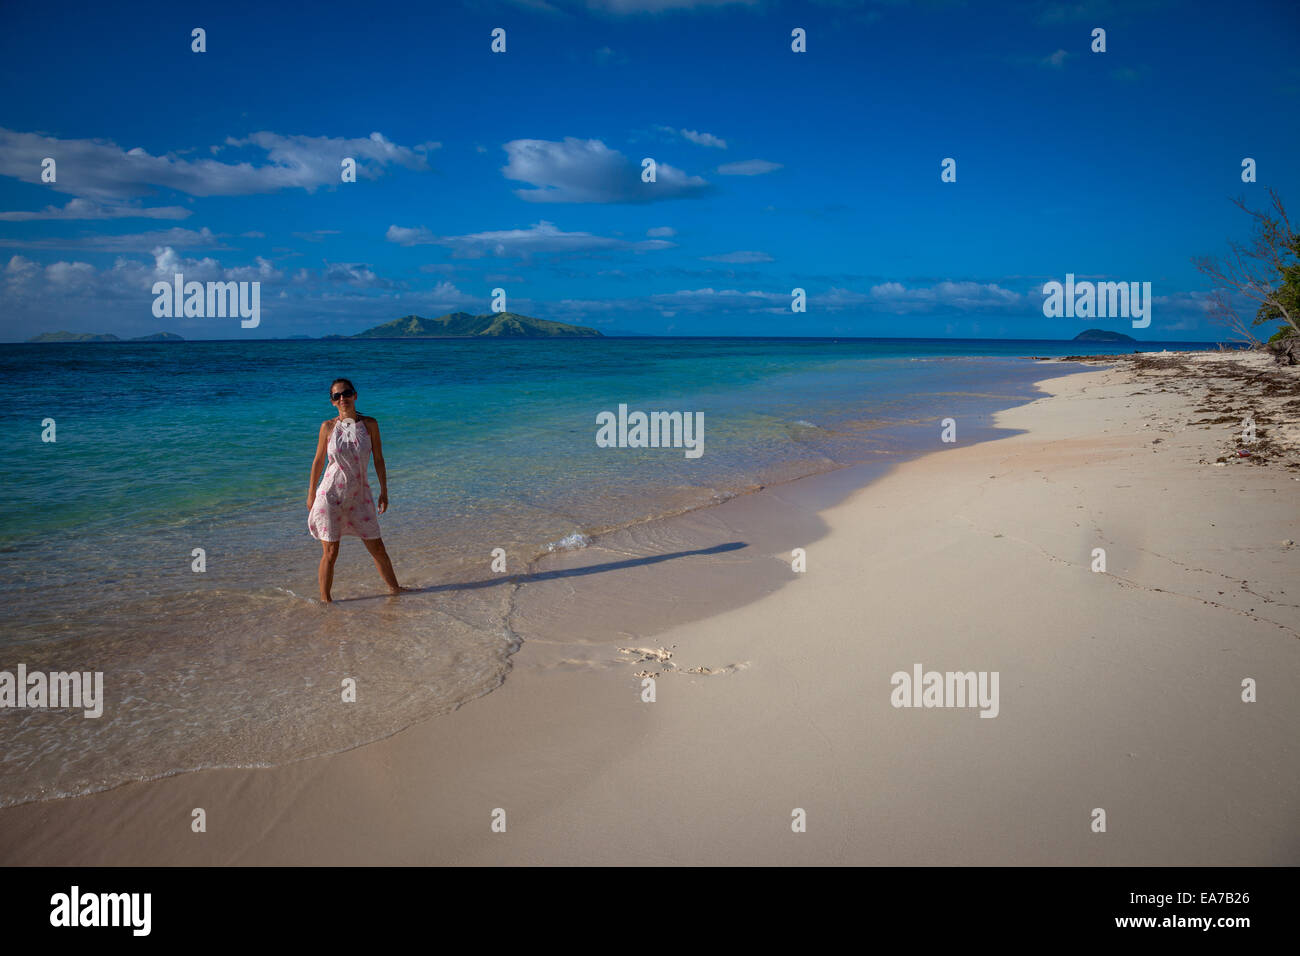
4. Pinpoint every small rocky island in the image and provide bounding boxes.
[1073,328,1137,343]
[352,312,602,338]
[27,331,185,342]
